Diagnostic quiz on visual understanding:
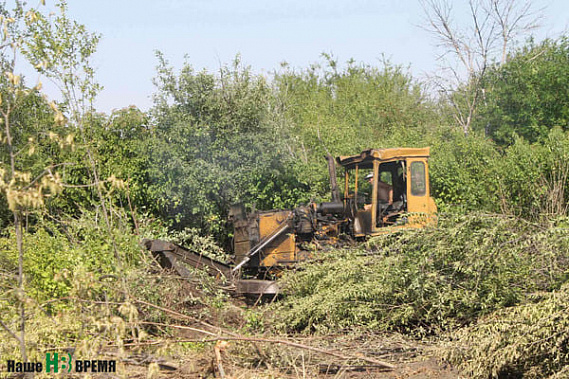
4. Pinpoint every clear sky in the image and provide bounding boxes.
[47,1,569,113]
